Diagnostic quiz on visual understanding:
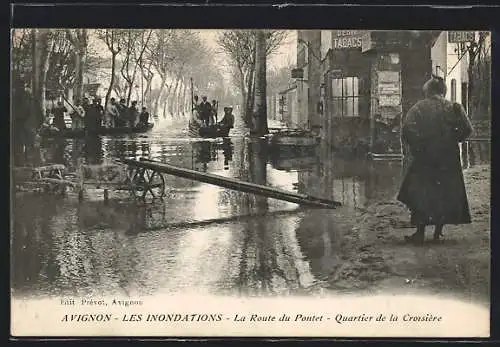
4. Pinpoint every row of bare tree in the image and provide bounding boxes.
[11,29,226,146]
[97,29,226,119]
